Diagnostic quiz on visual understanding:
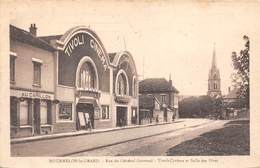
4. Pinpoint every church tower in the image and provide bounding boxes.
[207,43,221,97]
